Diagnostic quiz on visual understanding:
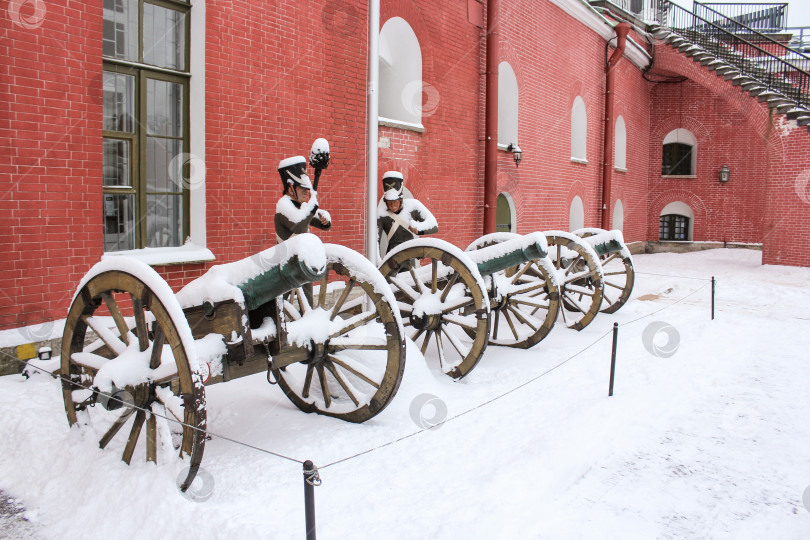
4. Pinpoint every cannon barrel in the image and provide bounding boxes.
[239,253,326,310]
[466,232,548,277]
[579,231,628,258]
